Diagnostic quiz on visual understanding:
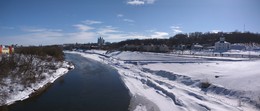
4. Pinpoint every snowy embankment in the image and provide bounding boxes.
[0,61,74,106]
[67,50,260,111]
[175,50,260,58]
